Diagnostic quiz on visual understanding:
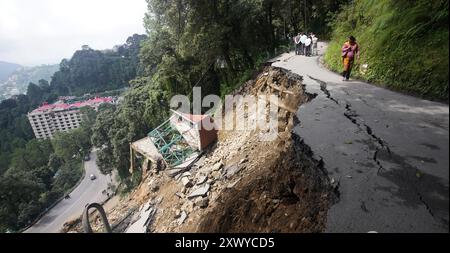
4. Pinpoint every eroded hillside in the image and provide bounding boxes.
[63,66,337,233]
